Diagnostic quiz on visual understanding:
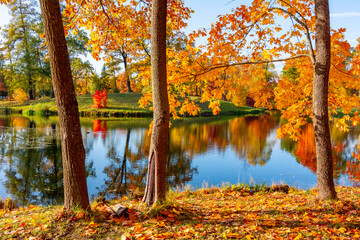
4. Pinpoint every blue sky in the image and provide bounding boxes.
[185,0,360,46]
[329,0,360,45]
[0,0,359,72]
